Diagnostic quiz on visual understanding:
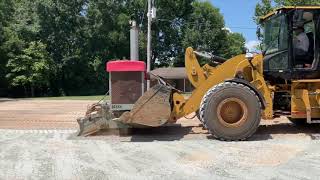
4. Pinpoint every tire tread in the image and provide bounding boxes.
[199,82,262,141]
